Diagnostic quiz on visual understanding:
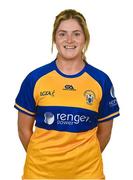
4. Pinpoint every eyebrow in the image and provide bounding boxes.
[57,30,82,33]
